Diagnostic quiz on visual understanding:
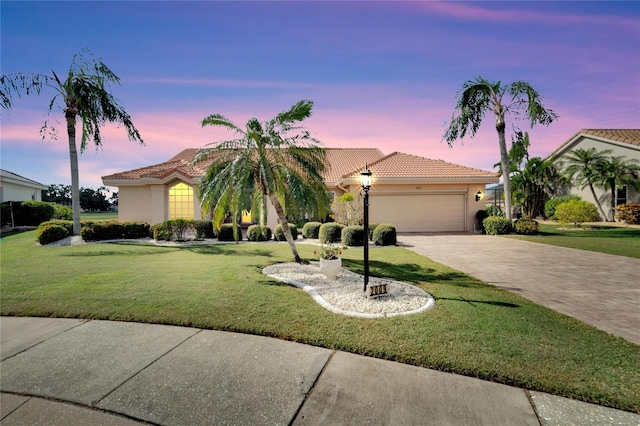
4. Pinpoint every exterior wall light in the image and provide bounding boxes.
[476,191,483,202]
